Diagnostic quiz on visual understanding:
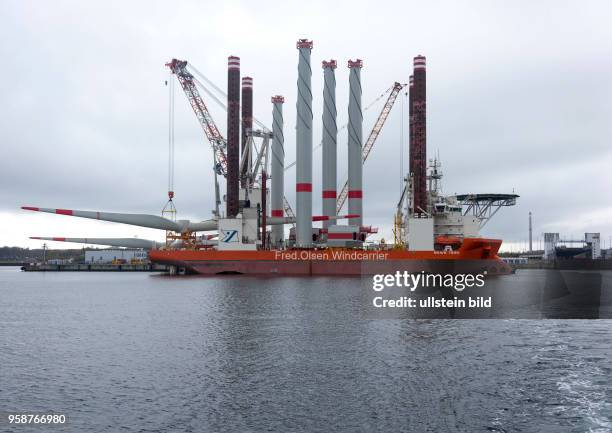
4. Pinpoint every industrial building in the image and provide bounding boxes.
[543,232,602,260]
[85,249,148,264]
